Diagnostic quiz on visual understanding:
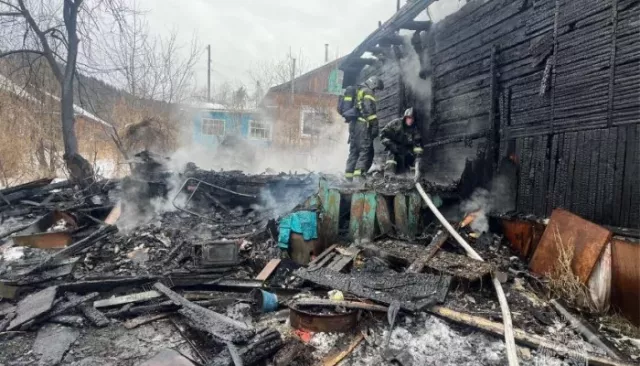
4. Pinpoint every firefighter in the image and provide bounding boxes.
[380,107,423,177]
[344,76,384,182]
